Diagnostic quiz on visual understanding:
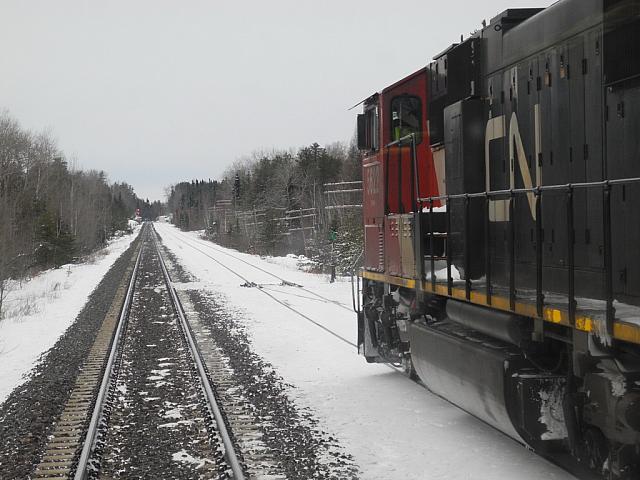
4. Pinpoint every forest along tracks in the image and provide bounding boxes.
[33,224,250,479]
